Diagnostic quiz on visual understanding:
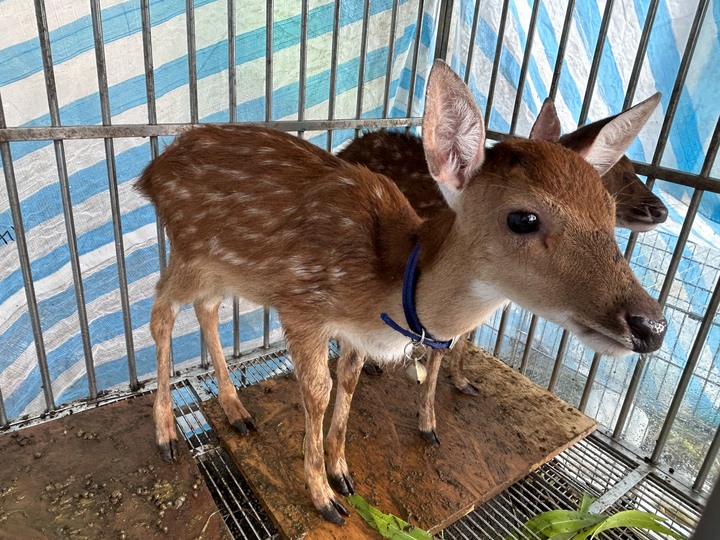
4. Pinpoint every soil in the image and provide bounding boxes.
[201,344,596,539]
[0,393,230,540]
